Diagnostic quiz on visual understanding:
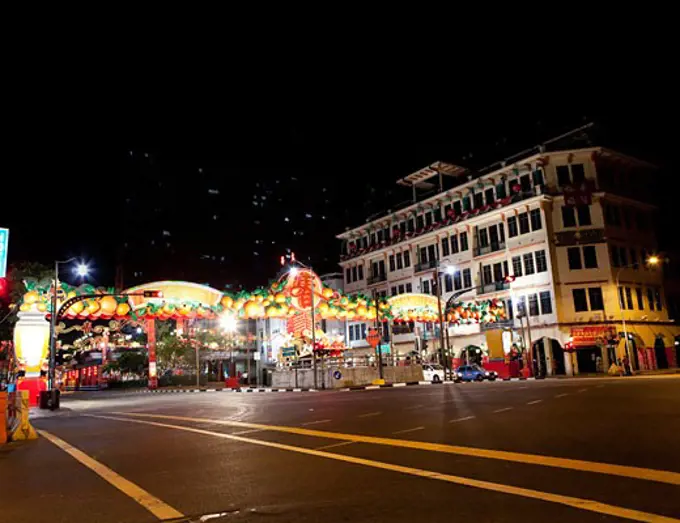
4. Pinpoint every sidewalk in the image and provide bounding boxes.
[551,368,680,380]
